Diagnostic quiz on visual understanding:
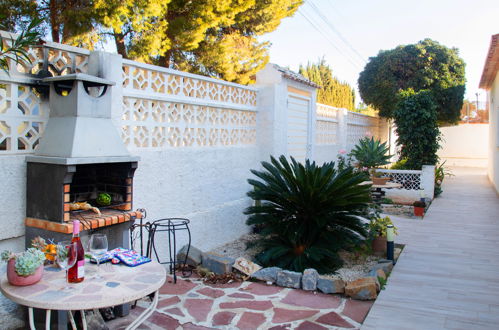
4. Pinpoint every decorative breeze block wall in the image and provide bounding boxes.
[121,61,258,149]
[0,36,89,154]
